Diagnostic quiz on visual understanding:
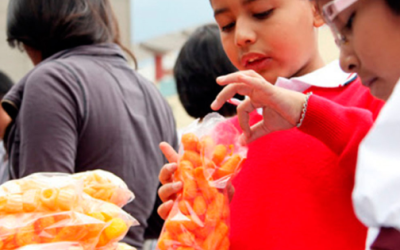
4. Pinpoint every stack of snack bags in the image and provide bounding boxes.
[0,170,138,250]
[157,113,248,250]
